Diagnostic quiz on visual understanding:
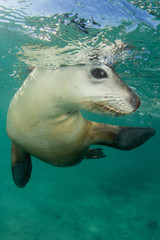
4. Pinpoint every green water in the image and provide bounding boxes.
[0,0,160,239]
